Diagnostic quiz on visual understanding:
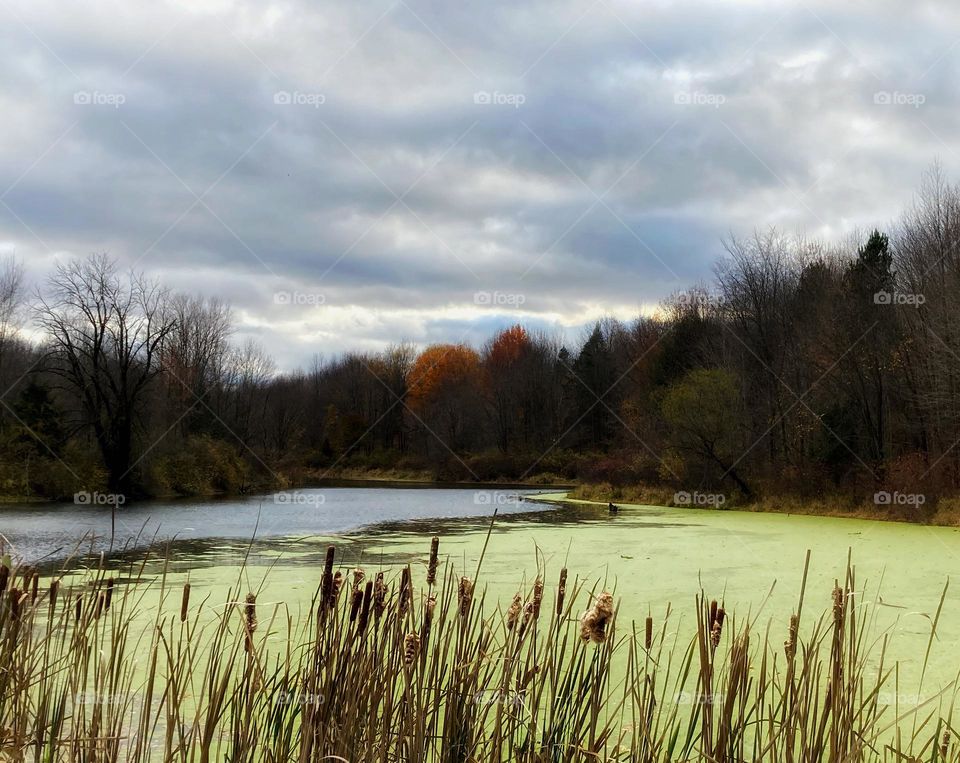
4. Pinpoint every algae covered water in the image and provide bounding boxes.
[4,486,960,696]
